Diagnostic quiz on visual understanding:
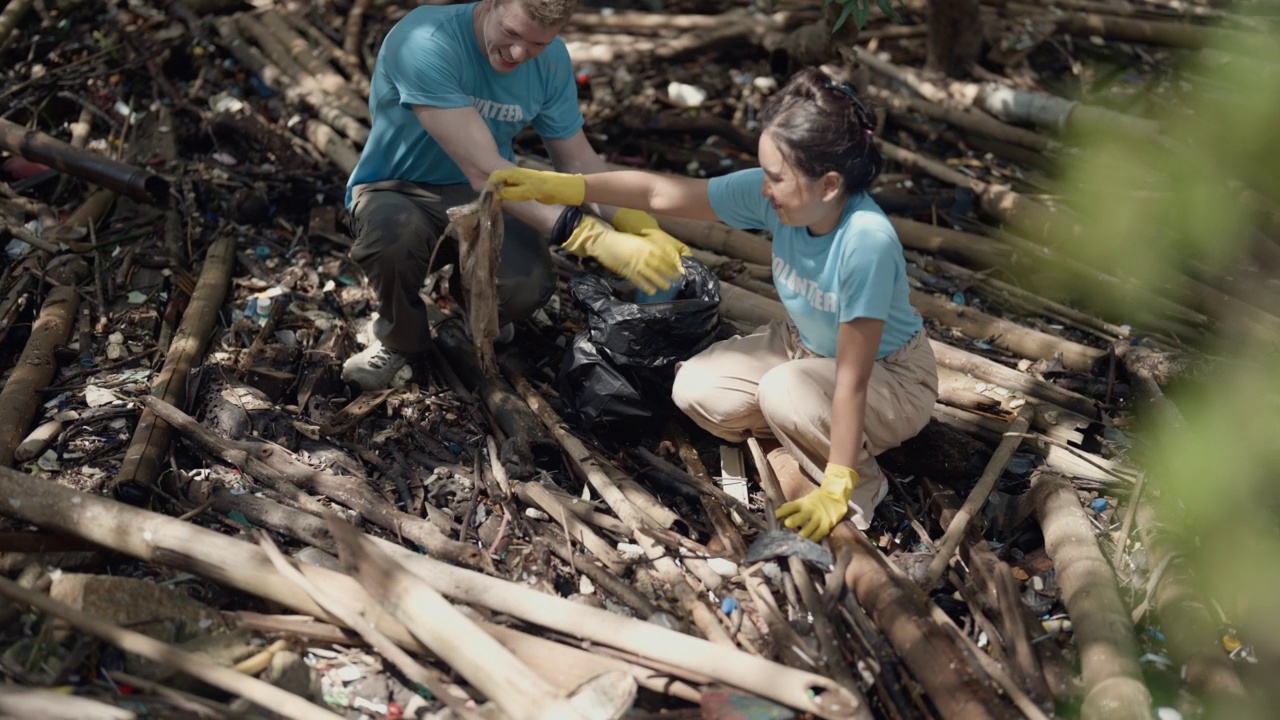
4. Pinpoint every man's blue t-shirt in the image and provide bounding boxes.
[708,168,922,359]
[345,2,584,207]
